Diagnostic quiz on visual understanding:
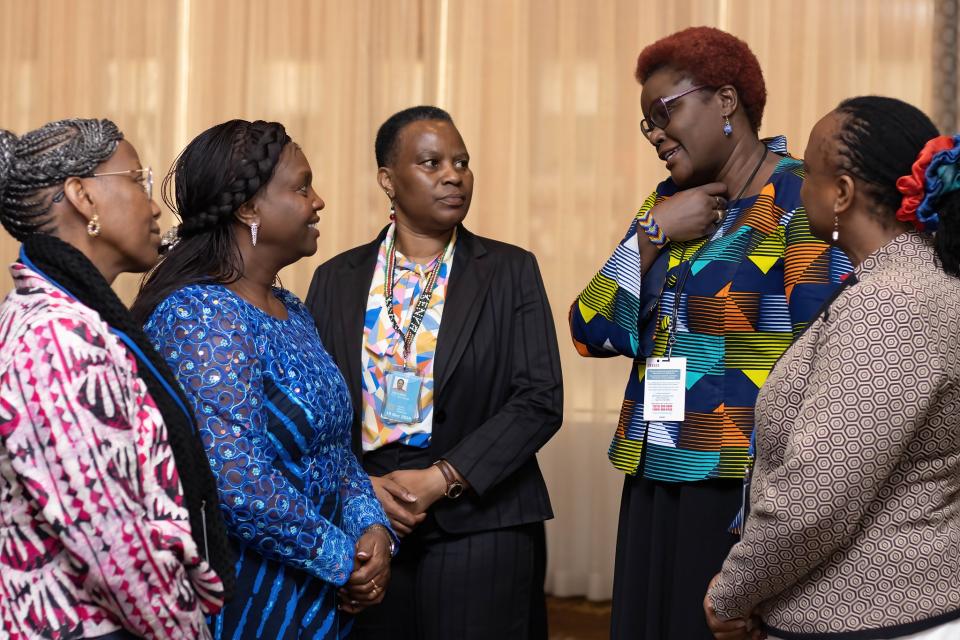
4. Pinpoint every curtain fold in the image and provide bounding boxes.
[0,0,936,600]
